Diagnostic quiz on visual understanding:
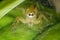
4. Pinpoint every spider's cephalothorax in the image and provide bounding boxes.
[26,5,38,19]
[24,5,40,26]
